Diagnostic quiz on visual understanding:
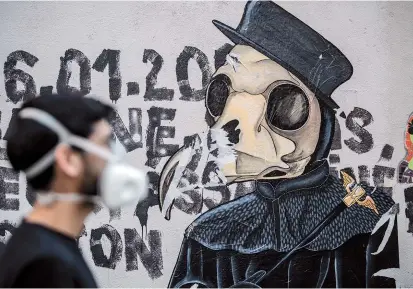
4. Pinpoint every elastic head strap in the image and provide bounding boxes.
[36,191,100,206]
[18,108,116,179]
